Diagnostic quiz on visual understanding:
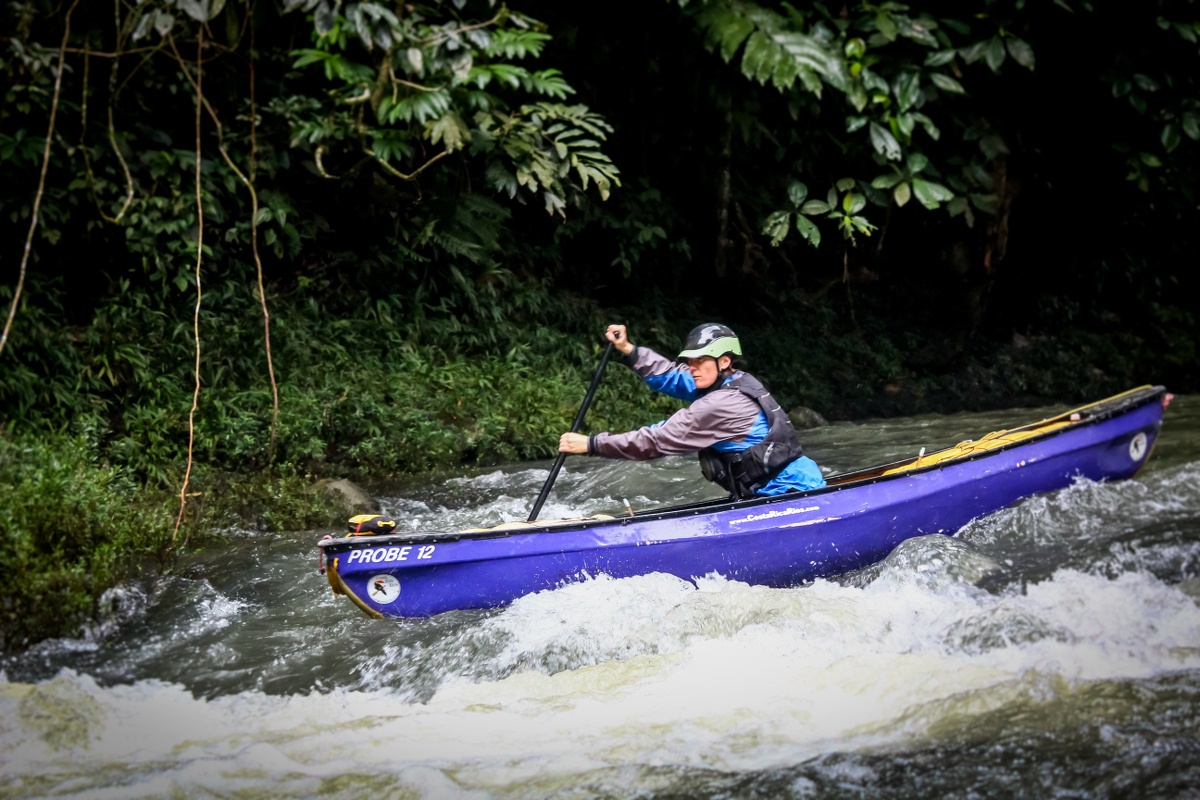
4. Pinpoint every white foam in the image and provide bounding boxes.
[3,558,1199,797]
